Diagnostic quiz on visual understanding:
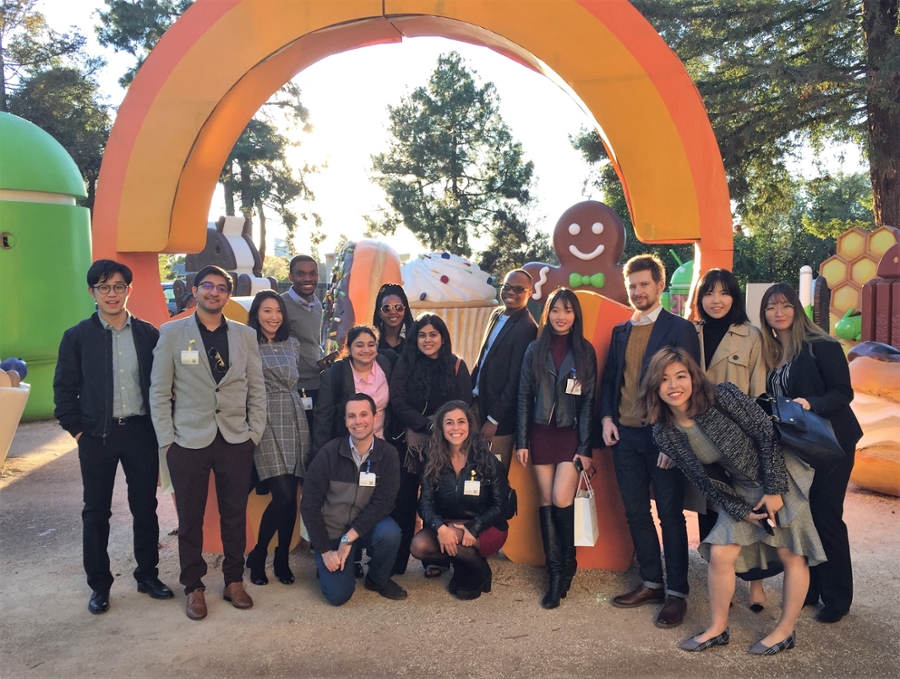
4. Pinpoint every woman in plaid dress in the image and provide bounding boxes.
[641,347,825,656]
[245,290,310,586]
